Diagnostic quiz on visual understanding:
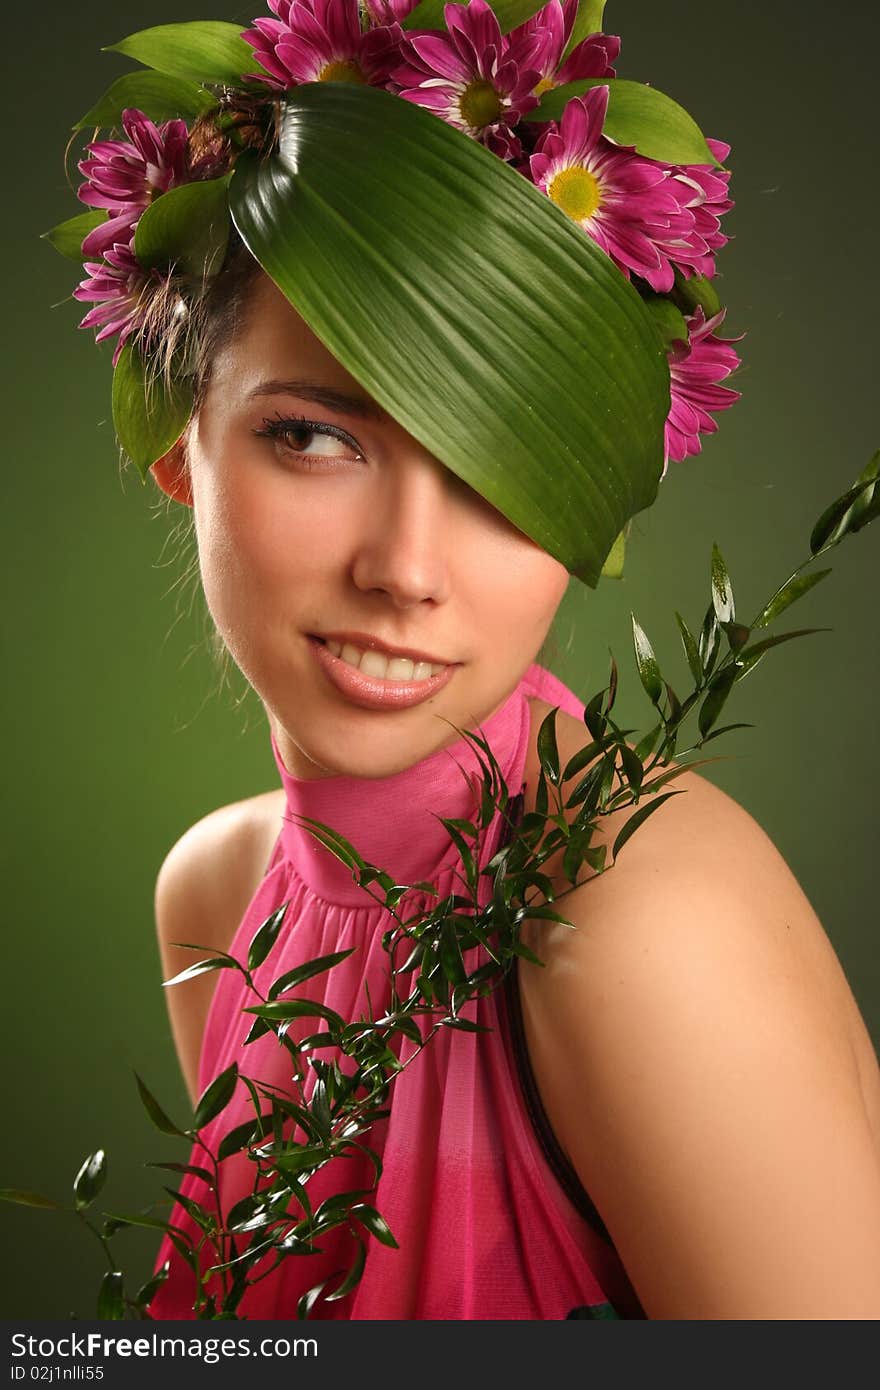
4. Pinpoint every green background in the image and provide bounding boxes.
[3,0,878,1317]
